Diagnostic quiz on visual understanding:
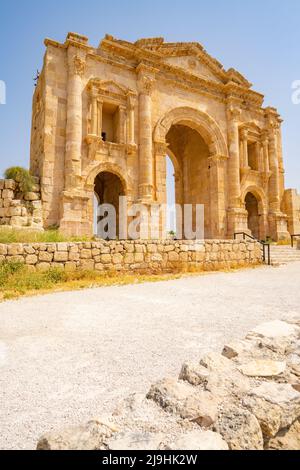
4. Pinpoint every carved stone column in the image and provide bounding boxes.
[65,52,86,190]
[118,105,126,145]
[268,127,281,212]
[97,100,103,138]
[261,132,269,173]
[227,105,243,237]
[227,106,241,207]
[137,65,156,202]
[127,93,136,145]
[208,155,227,238]
[240,129,249,169]
[90,88,98,136]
